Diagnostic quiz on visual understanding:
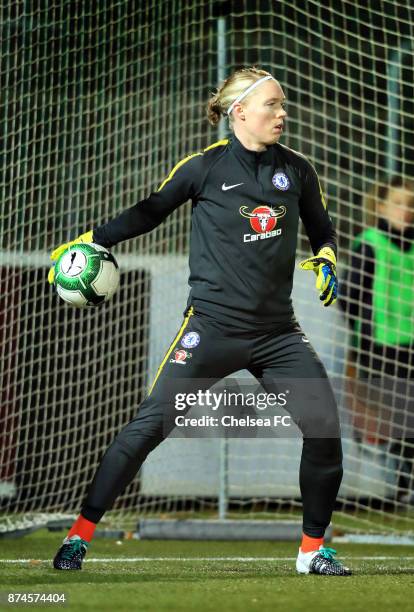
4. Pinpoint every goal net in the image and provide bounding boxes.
[1,0,414,536]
